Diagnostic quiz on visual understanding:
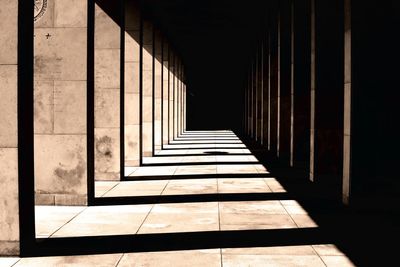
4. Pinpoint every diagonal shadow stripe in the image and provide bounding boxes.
[29,228,330,257]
